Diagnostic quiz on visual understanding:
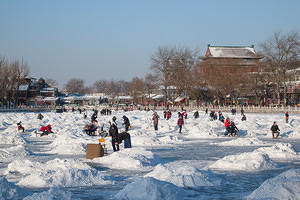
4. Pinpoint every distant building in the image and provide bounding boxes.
[201,44,263,73]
